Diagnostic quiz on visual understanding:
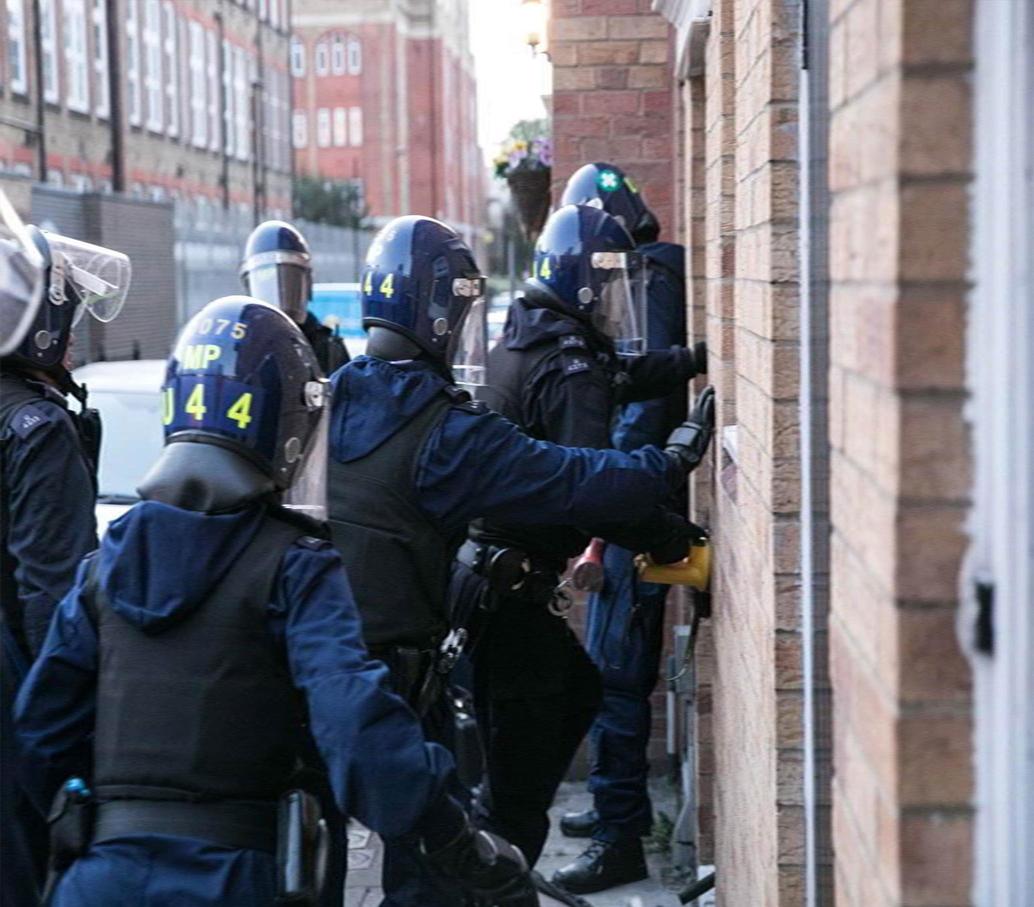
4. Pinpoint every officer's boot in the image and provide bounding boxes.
[551,837,648,894]
[558,808,598,839]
